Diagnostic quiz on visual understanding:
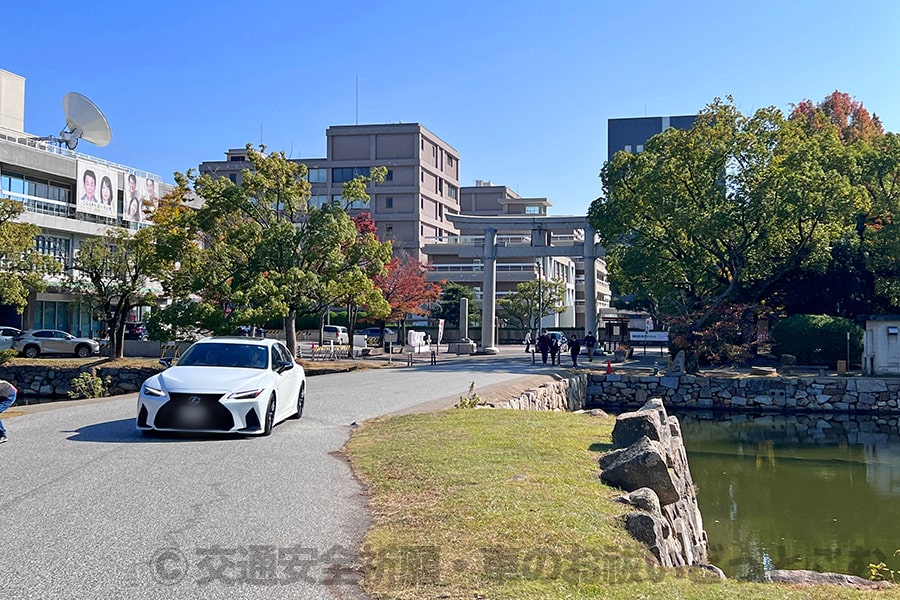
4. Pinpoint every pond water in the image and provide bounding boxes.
[677,411,900,581]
